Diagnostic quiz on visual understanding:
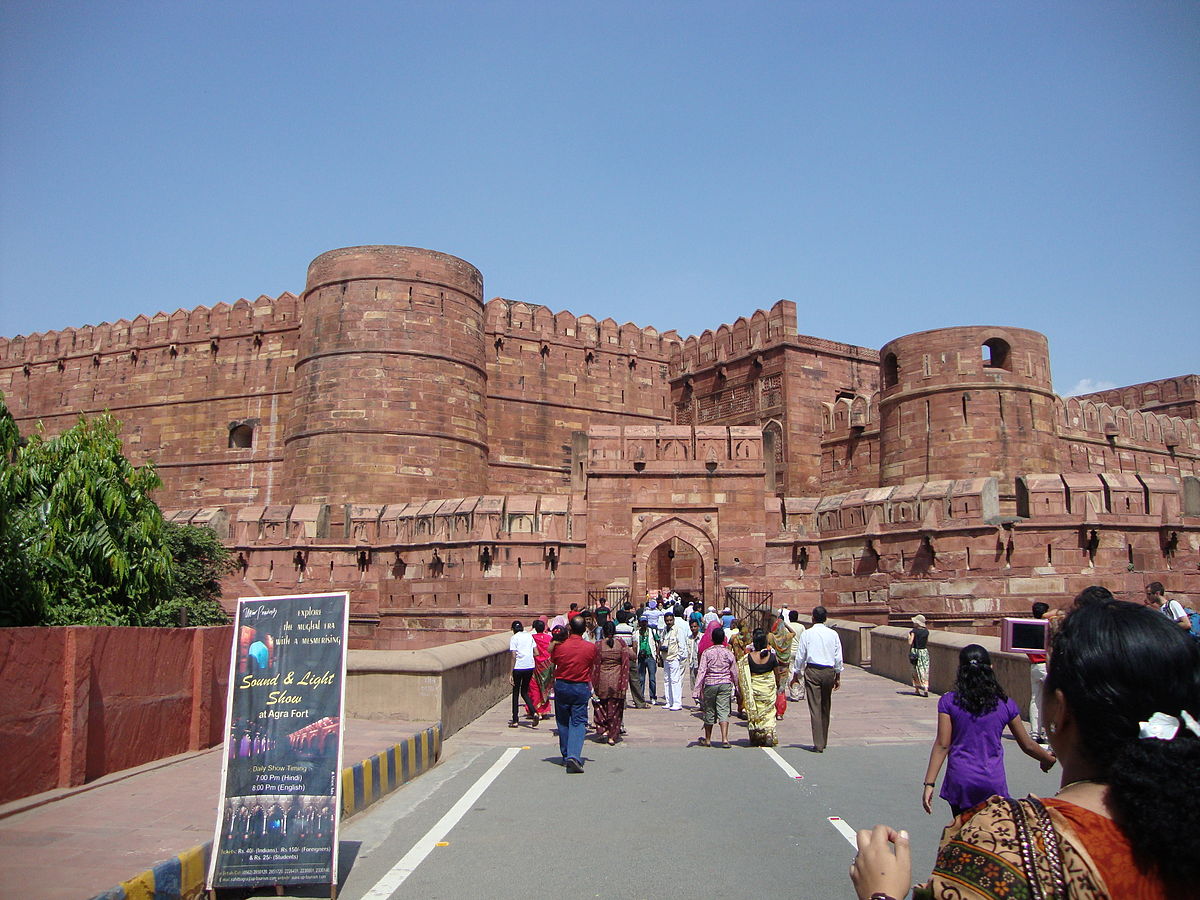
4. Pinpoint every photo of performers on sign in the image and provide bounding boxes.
[208,592,349,892]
